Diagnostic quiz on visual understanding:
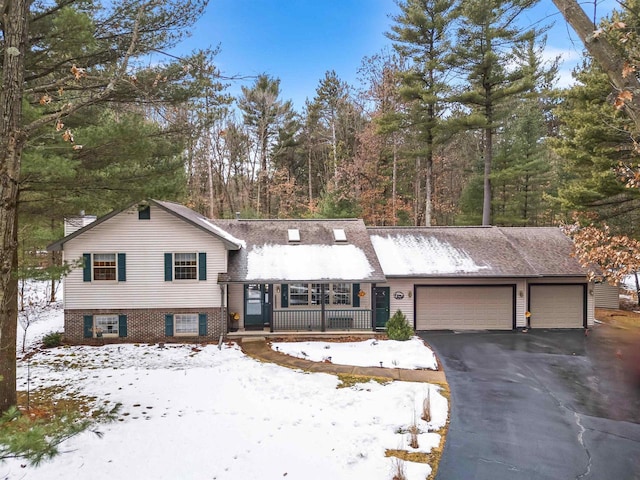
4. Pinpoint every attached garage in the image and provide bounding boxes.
[528,284,586,328]
[416,285,515,330]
